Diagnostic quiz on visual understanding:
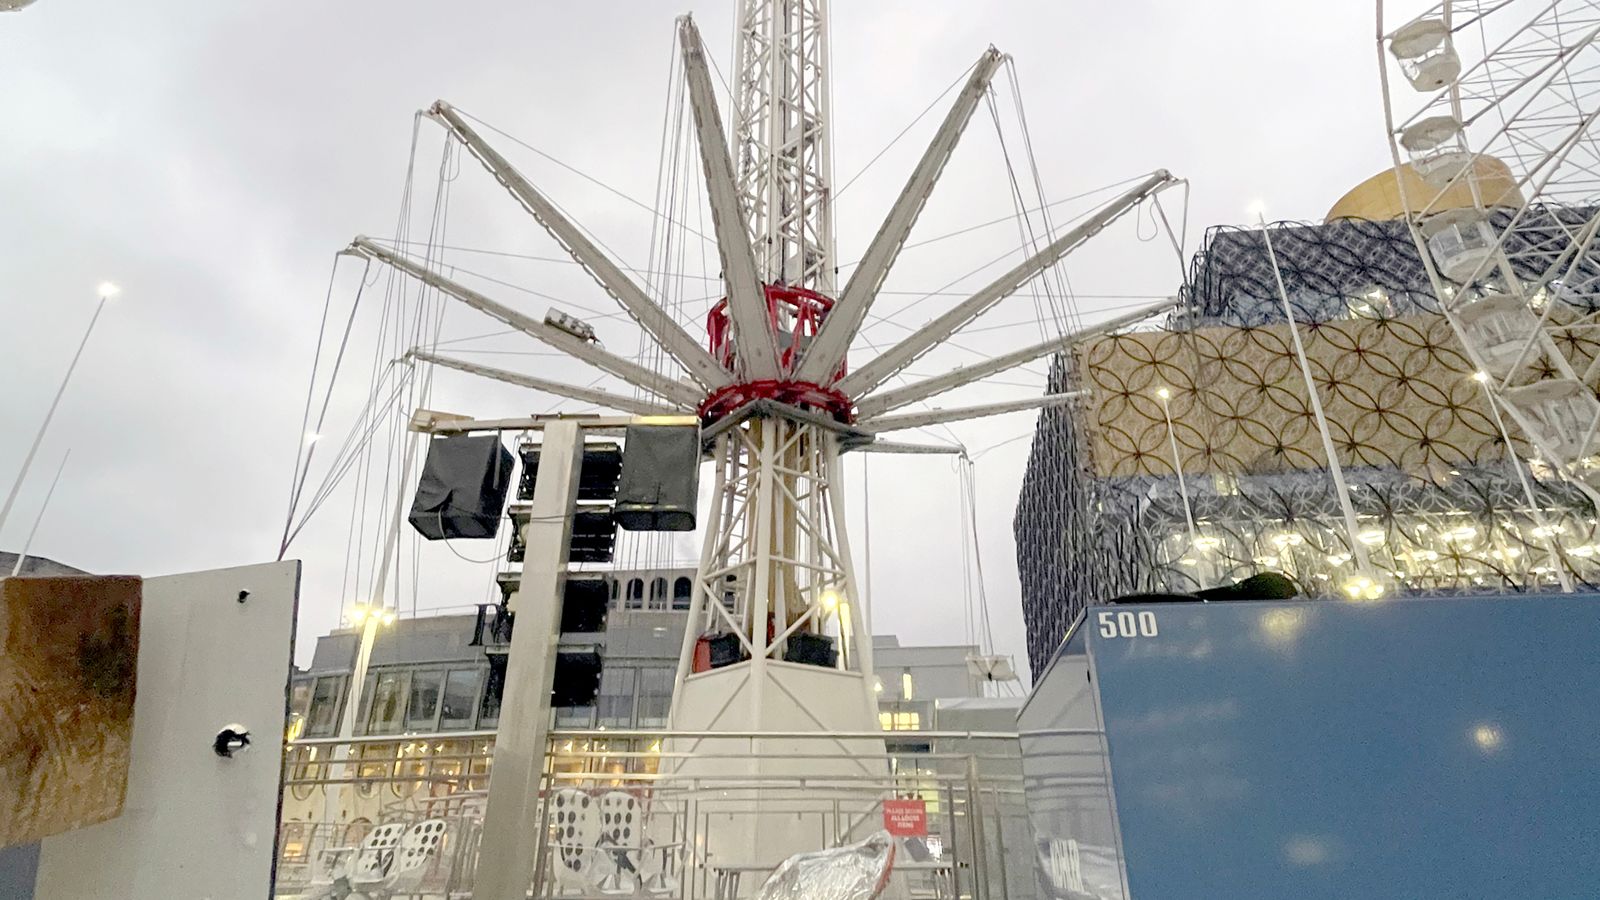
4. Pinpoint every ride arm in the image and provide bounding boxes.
[407,349,683,417]
[854,296,1179,417]
[794,47,1005,385]
[350,237,702,407]
[858,392,1083,433]
[678,16,781,380]
[427,100,731,390]
[838,170,1178,398]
